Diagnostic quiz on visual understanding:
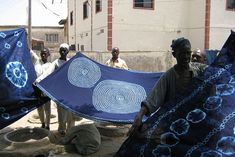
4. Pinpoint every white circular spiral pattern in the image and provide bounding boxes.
[68,57,101,88]
[92,80,147,114]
